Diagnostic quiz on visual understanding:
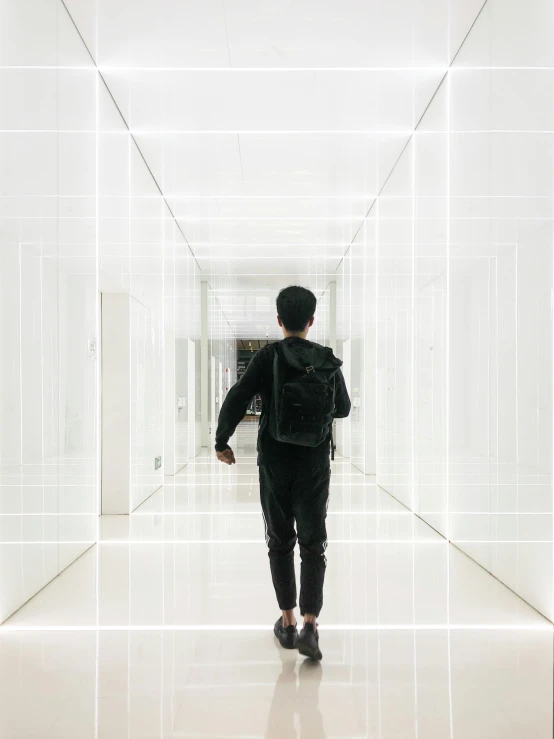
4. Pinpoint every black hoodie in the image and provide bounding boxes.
[215,337,351,456]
